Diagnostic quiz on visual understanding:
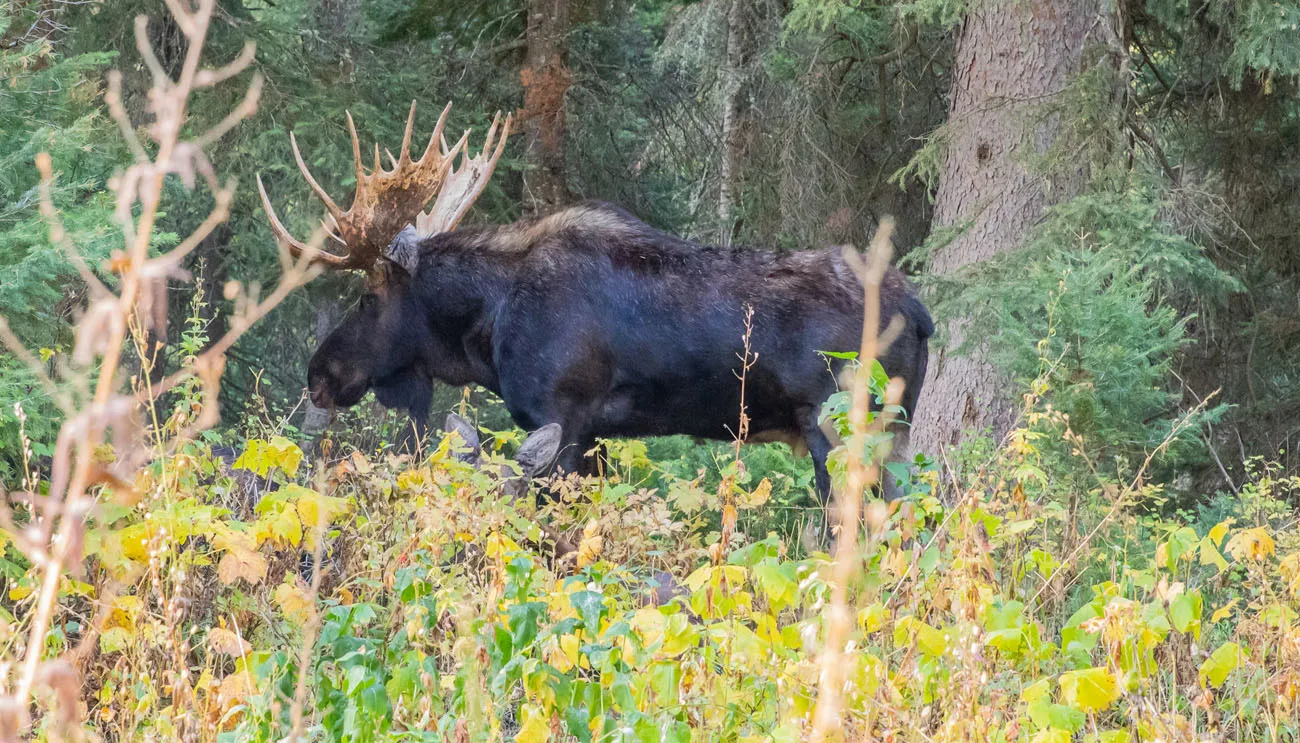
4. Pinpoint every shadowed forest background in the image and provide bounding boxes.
[5,0,1299,490]
[2,0,1300,739]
